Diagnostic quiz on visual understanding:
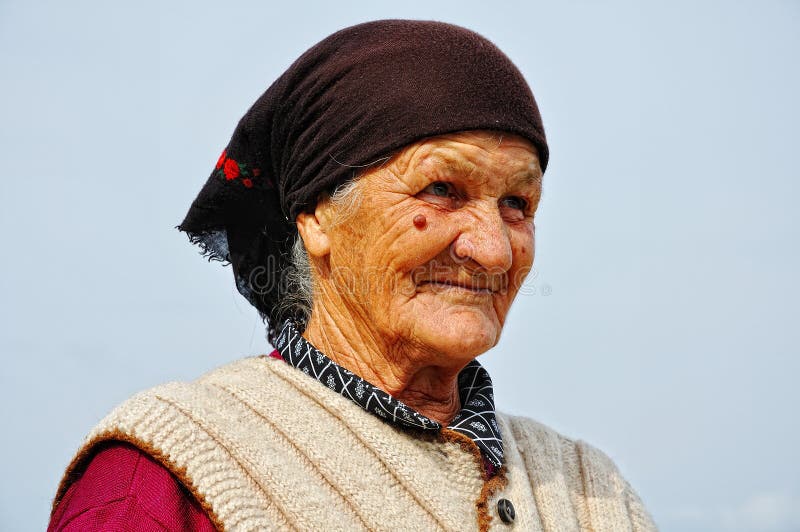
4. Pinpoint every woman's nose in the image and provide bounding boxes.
[449,209,513,273]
